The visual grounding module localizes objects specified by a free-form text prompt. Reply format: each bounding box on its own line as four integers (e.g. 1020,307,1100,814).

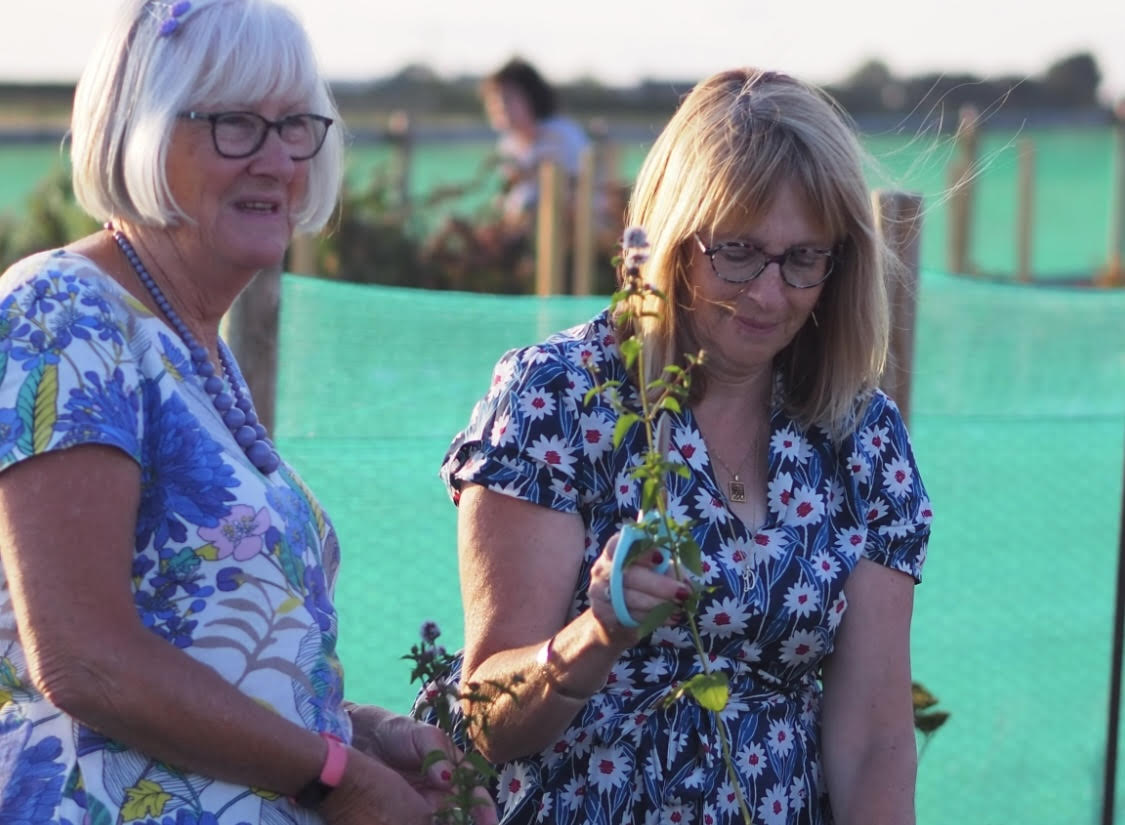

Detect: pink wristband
319,732,347,787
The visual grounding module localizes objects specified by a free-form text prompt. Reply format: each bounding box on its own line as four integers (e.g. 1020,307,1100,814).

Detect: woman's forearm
34,620,329,798
461,609,625,763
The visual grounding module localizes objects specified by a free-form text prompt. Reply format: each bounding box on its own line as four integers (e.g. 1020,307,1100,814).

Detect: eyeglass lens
212,113,328,159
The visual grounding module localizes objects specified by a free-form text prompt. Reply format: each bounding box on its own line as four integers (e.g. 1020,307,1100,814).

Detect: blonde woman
419,69,931,824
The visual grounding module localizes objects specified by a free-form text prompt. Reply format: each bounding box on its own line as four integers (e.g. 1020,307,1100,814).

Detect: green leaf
420,749,448,774
914,710,950,735
659,396,681,414
463,750,499,780
635,601,677,638
684,672,729,711
612,413,639,447
672,463,691,479
681,536,703,575
912,681,939,711
619,337,641,369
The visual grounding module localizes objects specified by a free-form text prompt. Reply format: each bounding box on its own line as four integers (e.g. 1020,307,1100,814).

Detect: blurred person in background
422,57,591,288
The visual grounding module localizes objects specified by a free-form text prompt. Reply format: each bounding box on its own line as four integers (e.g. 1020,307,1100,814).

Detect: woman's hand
344,704,499,825
586,531,690,644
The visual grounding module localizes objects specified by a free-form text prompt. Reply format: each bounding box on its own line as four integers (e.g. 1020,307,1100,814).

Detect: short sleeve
0,252,145,472
848,392,932,583
440,344,589,514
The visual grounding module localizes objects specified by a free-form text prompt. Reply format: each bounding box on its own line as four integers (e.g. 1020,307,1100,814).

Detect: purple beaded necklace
108,224,281,475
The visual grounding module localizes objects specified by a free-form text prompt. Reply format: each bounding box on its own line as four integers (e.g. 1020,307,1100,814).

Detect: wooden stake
572,145,598,295
874,190,924,424
535,161,566,296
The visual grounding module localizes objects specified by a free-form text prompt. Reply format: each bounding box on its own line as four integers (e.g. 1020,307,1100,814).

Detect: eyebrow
713,237,833,251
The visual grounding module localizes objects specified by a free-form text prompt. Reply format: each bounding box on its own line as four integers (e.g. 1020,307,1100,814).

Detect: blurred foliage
0,161,622,294
0,166,98,268
912,680,951,758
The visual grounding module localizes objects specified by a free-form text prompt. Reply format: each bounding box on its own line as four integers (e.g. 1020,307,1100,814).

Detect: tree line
0,50,1112,132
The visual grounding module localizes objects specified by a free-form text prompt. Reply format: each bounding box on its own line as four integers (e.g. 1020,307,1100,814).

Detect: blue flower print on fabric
135,381,238,552
59,367,141,453
0,718,67,825
0,250,346,824
0,408,23,458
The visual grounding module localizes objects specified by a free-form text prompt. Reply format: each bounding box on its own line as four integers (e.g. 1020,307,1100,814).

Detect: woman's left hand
345,703,498,825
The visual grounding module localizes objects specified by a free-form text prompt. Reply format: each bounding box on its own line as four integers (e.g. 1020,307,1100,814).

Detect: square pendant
728,480,746,503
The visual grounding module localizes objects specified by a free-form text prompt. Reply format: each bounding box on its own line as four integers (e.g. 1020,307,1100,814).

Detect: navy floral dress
0,250,346,825
430,310,931,825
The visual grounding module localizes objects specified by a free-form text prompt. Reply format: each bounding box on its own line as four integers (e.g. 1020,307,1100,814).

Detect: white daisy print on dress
767,719,796,756
770,427,813,464
588,744,631,794
784,581,820,617
834,526,867,558
845,449,871,483
881,454,915,498
860,423,890,455
613,468,637,509
496,761,533,808
693,489,731,524
673,425,709,471
519,385,557,421
750,528,788,566
487,356,516,399
489,409,514,447
758,782,791,825
699,595,753,638
527,434,576,473
578,411,613,461
779,629,823,666
767,471,794,514
786,485,825,526
827,592,848,630
809,550,841,582
740,740,768,777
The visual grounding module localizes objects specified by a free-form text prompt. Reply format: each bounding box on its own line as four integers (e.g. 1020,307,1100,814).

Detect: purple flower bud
420,620,441,643
622,227,649,250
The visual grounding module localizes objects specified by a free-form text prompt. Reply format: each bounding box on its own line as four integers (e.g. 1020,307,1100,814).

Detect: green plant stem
629,311,753,825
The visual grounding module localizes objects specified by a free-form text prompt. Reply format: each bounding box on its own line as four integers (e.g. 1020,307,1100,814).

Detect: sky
3,0,1123,104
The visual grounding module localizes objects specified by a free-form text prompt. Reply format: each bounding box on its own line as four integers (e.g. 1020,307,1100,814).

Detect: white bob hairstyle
71,0,344,233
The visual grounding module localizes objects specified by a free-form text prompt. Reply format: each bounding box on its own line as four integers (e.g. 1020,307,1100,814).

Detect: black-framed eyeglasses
180,111,334,161
694,233,839,289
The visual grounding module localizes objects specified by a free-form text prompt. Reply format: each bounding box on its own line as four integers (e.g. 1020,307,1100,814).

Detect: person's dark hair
484,58,558,120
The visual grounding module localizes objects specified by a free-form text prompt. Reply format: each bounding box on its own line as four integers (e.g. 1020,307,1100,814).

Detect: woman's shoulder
494,309,620,381
2,248,144,321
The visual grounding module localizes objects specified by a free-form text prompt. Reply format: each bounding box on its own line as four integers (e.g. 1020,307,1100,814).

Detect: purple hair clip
154,1,193,37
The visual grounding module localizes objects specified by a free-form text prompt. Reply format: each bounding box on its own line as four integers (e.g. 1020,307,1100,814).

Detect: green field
1,123,1118,281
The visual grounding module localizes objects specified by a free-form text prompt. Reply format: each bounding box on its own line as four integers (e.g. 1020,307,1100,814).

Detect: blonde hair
623,68,891,439
71,0,345,233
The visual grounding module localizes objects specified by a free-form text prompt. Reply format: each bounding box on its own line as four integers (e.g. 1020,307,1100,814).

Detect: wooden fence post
874,189,924,424
222,266,280,433
287,232,317,276
1016,139,1036,284
387,110,412,214
1103,99,1125,287
572,144,598,295
535,160,566,296
947,104,979,276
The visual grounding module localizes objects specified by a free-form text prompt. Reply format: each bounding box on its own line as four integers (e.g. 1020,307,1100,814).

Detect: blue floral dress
431,310,931,825
0,250,346,825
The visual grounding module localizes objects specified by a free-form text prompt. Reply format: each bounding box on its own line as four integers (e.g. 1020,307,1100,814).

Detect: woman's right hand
586,530,691,645
317,745,483,825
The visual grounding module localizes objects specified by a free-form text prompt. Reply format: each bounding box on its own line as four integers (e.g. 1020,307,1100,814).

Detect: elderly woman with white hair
0,2,496,824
